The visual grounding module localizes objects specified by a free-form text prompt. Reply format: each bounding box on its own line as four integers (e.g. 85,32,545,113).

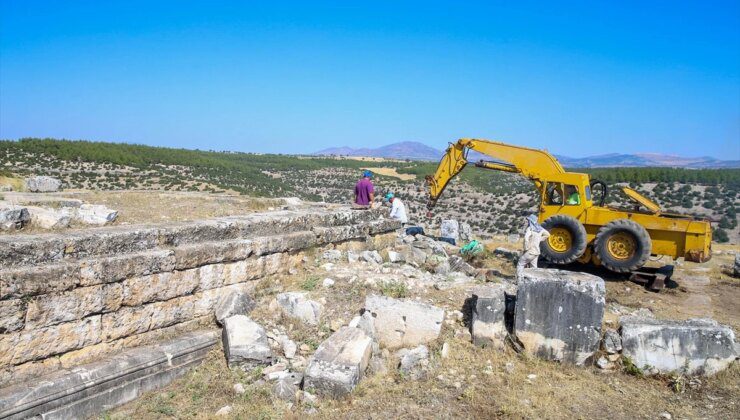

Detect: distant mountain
554,153,740,169
314,141,442,161
315,142,739,168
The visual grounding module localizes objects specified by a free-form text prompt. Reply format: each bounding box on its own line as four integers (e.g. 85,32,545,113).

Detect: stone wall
0,206,400,387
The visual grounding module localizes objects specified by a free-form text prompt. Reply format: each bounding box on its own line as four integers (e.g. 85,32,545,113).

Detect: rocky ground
108,232,740,420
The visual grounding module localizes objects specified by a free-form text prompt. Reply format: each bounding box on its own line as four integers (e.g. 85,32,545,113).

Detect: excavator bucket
622,187,662,214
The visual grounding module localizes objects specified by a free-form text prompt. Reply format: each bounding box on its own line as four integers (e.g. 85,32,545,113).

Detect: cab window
546,183,563,205
565,185,581,205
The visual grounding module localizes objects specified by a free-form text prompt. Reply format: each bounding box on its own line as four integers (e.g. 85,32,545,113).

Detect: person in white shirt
516,214,550,279
385,192,408,224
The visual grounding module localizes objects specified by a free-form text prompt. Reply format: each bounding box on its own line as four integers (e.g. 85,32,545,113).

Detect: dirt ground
1,191,285,234
108,241,740,420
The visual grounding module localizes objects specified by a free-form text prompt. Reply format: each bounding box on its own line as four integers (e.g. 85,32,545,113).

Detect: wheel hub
606,232,636,260
548,227,572,253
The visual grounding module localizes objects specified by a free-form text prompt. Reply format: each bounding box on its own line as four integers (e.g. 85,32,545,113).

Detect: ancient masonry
0,206,399,419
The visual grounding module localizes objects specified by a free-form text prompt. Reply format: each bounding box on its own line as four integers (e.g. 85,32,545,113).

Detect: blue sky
1,1,739,159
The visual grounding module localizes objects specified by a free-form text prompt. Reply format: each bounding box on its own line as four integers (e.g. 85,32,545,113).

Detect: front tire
540,214,588,264
594,219,651,272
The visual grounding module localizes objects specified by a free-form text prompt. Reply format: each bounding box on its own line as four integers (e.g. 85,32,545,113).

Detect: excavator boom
426,138,565,208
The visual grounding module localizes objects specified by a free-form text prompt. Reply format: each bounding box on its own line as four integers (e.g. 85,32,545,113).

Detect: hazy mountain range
315,141,740,168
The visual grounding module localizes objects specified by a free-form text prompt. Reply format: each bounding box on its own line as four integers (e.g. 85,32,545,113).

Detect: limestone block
364,294,445,349
0,299,25,333
398,345,429,379
252,231,318,256
25,176,62,192
440,219,460,240
25,284,122,328
620,316,737,376
603,328,622,354
471,284,508,349
173,240,254,270
215,290,256,325
304,327,372,398
121,270,199,306
27,206,72,229
514,269,605,365
276,292,323,325
0,316,102,365
0,207,30,230
0,263,80,299
79,249,175,286
222,315,273,370
0,356,61,389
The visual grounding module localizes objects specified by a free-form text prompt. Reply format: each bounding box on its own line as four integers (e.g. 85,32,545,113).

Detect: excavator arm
425,138,566,208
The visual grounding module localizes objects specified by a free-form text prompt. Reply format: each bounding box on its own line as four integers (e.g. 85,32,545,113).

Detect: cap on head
363,170,373,178
384,192,394,201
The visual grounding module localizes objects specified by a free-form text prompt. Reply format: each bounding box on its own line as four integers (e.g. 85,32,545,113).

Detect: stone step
0,207,392,268
0,330,218,420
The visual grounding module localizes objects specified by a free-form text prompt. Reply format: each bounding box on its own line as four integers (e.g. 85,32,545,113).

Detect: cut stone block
27,206,72,229
25,176,62,193
0,207,30,230
440,219,459,240
471,284,508,349
514,269,605,365
364,294,445,349
215,290,256,325
222,315,273,370
304,327,372,398
276,292,323,325
620,316,737,376
74,204,118,225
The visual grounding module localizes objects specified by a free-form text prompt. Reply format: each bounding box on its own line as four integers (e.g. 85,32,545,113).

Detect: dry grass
360,167,416,181
0,176,25,192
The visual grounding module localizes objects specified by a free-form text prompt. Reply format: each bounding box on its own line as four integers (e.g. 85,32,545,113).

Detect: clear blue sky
1,1,739,159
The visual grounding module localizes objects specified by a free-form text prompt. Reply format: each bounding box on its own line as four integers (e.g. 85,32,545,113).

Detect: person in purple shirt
354,170,375,208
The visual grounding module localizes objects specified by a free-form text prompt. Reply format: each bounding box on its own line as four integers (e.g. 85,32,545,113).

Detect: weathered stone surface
121,270,199,307
276,292,323,325
0,330,217,420
27,206,72,229
398,345,429,380
25,176,62,192
0,316,102,365
471,284,508,349
361,250,383,264
620,316,737,376
459,222,473,242
173,239,253,269
514,269,605,365
0,357,62,389
0,299,25,333
214,290,256,325
304,327,372,398
364,294,445,349
440,219,460,240
79,249,175,286
448,256,476,276
348,311,375,339
734,254,740,278
25,284,122,328
0,263,80,299
494,247,520,260
222,315,273,370
0,207,30,230
73,204,118,225
603,328,622,354
273,378,298,402
101,295,199,341
252,231,318,256
322,249,343,262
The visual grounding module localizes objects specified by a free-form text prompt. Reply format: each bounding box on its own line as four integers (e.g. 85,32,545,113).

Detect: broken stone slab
348,311,375,339
448,256,477,277
364,294,445,349
276,292,323,326
73,204,118,225
440,219,460,240
459,222,473,242
620,316,737,376
304,327,372,398
514,269,605,365
27,206,72,229
471,284,508,350
25,176,62,193
0,207,30,230
361,250,383,264
397,345,430,380
222,315,273,370
214,290,256,325
273,377,298,402
602,328,622,354
386,250,405,263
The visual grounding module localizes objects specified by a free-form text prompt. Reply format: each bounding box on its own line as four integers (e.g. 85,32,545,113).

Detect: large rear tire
540,215,588,264
594,219,651,273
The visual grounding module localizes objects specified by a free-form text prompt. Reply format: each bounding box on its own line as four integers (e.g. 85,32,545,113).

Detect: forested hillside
2,138,738,241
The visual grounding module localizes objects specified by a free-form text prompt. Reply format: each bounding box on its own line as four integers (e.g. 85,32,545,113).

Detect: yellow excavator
426,138,712,273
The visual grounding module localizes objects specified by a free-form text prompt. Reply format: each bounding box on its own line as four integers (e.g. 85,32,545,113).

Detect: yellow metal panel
622,187,662,214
